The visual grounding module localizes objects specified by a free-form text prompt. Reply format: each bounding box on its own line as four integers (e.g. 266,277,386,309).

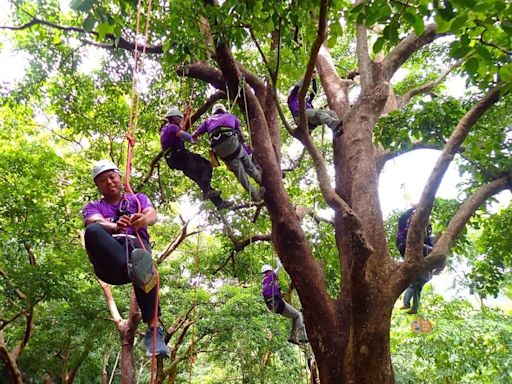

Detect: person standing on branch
261,259,308,345
396,205,436,315
82,160,170,357
160,107,232,210
288,76,343,137
192,103,265,203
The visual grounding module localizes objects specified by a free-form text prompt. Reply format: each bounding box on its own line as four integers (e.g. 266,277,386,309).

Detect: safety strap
209,126,234,138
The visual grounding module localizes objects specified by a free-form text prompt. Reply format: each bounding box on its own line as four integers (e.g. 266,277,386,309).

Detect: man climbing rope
288,76,343,137
160,107,232,210
261,259,308,345
82,160,169,357
192,103,265,203
396,205,436,315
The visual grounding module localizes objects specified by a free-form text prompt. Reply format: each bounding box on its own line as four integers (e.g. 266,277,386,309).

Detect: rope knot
126,134,136,147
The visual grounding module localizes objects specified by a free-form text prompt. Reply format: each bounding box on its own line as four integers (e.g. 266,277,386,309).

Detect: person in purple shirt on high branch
160,107,232,210
288,76,343,137
82,160,169,358
261,259,308,345
192,103,265,202
395,205,437,314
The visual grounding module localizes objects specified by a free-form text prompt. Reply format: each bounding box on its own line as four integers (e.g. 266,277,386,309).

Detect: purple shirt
262,271,282,299
160,123,185,151
193,113,241,136
287,85,314,118
396,208,415,244
82,193,153,242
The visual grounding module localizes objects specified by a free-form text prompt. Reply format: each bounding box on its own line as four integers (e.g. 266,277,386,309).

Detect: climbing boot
203,189,221,200
141,326,170,358
129,249,156,293
216,200,234,210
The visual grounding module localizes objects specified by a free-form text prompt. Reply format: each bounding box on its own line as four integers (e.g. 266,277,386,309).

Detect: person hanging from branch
396,205,437,315
192,103,265,203
82,160,170,357
160,106,233,210
261,258,308,345
288,74,343,137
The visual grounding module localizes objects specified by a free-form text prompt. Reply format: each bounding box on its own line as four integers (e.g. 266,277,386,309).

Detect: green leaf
450,15,467,32
350,2,365,14
502,20,512,35
69,0,95,12
413,13,425,36
327,34,338,48
464,57,479,76
498,63,512,82
373,37,385,54
434,14,452,34
97,22,113,40
403,12,415,27
475,46,491,62
82,14,95,32
450,43,471,59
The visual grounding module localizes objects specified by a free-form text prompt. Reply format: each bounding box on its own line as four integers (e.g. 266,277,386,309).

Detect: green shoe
129,249,156,293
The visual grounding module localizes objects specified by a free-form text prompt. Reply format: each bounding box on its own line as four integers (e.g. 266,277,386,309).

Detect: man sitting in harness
288,76,343,137
261,259,308,345
192,103,265,203
160,107,232,210
82,160,169,357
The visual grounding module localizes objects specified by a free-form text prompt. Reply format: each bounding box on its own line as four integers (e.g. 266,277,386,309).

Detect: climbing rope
188,225,202,383
124,0,159,383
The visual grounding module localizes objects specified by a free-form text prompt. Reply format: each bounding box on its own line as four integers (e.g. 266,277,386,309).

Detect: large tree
1,0,511,383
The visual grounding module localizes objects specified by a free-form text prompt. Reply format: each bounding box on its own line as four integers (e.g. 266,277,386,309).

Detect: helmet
211,103,227,115
261,264,273,274
92,160,119,180
164,107,183,118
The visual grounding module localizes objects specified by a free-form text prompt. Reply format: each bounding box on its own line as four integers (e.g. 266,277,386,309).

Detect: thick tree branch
98,281,122,324
0,330,24,384
356,24,372,91
234,234,272,252
406,84,502,262
396,60,463,108
177,62,226,91
316,43,352,115
375,141,444,173
0,16,164,54
296,0,330,135
299,131,374,254
295,205,334,225
382,24,444,81
12,308,33,360
429,174,512,267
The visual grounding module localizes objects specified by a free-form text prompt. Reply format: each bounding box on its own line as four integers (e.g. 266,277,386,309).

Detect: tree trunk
117,297,140,384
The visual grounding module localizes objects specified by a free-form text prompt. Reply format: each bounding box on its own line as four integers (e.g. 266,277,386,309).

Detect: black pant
84,223,160,323
165,148,225,207
165,148,213,192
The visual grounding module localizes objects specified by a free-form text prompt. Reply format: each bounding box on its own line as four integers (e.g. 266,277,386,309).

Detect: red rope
125,0,157,381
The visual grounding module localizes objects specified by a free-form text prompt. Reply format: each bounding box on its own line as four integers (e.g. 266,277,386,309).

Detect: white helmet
212,103,227,115
164,107,183,118
92,160,119,180
261,264,273,274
